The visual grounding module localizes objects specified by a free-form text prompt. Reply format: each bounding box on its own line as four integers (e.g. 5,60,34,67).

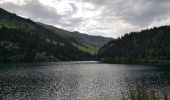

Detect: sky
0,0,170,38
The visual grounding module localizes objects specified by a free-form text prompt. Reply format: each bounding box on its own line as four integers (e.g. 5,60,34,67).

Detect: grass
100,58,170,65
122,84,168,100
72,42,99,55
120,75,170,100
0,19,35,30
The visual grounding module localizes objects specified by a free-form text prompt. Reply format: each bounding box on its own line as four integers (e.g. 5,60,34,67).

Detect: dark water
0,61,170,100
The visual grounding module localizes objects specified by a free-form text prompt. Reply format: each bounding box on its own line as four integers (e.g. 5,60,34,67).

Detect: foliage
98,26,170,64
0,7,112,62
72,42,99,55
39,23,112,54
0,8,113,62
0,27,95,62
122,84,169,100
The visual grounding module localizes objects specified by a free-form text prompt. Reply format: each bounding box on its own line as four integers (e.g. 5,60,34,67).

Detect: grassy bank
120,75,170,100
100,58,170,65
122,84,169,100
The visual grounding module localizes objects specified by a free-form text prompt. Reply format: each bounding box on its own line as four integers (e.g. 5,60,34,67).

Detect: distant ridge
98,25,170,64
0,8,112,62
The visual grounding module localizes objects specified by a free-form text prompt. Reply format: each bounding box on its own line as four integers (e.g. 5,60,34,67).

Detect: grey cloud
0,0,84,28
24,0,61,21
69,3,78,12
119,0,170,26
79,0,170,27
0,0,170,37
0,0,62,24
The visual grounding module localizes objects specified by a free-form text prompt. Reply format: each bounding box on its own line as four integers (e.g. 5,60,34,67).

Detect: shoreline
100,59,170,65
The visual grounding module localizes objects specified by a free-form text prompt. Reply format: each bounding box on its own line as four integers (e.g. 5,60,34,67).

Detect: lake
0,61,170,100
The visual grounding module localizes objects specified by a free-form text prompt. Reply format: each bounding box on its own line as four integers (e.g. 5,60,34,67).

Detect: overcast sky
0,0,170,38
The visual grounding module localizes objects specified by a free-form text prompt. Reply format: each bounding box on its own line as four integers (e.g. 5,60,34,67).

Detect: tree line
98,26,170,64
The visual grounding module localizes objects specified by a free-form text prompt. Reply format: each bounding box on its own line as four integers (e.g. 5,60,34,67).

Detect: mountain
38,23,112,55
98,26,170,64
0,8,111,62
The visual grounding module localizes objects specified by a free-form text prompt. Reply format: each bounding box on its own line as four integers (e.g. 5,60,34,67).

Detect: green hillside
98,26,170,64
0,8,111,62
0,27,89,62
39,23,112,55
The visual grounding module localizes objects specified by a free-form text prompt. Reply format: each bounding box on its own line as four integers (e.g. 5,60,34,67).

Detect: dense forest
0,27,94,62
1,7,170,64
98,26,170,64
0,8,111,62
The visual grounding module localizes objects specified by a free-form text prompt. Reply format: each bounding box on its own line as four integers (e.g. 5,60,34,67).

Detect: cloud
0,0,63,25
0,0,170,38
80,0,170,26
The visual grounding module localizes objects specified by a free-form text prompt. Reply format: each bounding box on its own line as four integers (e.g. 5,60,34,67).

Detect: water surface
0,61,170,100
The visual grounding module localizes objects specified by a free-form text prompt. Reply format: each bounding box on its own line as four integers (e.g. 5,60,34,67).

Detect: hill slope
98,26,170,64
39,23,112,55
0,8,111,62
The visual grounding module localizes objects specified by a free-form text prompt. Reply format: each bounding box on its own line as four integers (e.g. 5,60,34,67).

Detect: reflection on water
0,61,170,100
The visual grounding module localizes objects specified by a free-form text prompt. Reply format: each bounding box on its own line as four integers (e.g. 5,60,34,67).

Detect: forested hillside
98,26,170,64
39,23,112,55
0,8,111,62
0,26,94,62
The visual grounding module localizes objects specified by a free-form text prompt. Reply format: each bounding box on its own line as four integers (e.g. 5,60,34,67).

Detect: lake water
0,61,170,100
